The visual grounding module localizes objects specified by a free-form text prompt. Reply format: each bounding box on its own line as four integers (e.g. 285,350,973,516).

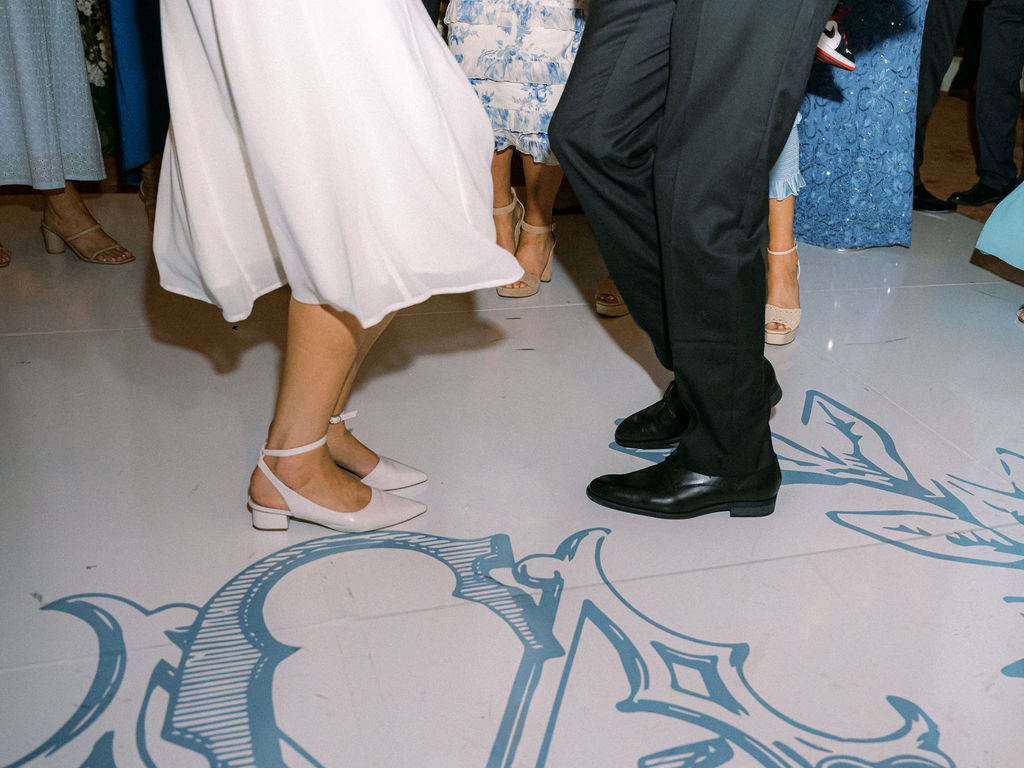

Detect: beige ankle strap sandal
40,223,135,265
496,220,555,299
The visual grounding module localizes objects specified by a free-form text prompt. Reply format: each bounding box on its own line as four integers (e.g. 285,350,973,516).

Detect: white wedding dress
155,0,521,326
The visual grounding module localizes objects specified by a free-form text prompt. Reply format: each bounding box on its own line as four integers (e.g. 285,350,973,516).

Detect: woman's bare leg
765,194,800,331
325,313,396,476
492,148,517,254
248,298,372,513
503,153,562,289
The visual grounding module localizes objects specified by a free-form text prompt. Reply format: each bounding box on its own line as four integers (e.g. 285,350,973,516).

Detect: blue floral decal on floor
10,390,1014,767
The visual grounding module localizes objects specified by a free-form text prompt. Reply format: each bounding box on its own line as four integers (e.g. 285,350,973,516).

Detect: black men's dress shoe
587,453,781,519
913,183,956,212
614,377,783,449
948,182,1011,207
614,381,689,448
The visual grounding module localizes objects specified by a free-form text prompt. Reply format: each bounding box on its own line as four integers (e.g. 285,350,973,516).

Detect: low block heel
730,498,777,518
40,226,66,254
249,504,290,530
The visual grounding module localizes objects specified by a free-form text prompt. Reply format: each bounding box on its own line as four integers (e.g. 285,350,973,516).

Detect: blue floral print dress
445,0,588,165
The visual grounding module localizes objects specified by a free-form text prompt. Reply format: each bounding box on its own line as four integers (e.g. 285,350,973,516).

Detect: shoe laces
829,2,852,45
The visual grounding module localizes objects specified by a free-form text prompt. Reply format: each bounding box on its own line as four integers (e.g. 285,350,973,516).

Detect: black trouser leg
914,0,970,184
977,0,1024,189
550,0,675,369
554,0,831,476
652,0,829,475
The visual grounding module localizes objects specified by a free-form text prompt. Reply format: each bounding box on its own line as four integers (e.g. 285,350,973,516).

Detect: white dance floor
1,192,1022,766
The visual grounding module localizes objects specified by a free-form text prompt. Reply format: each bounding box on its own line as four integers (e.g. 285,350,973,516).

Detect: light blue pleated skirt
769,114,804,200
0,0,105,188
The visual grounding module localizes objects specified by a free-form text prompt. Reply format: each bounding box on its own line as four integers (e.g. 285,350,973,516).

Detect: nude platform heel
40,223,134,265
764,245,801,346
496,220,555,298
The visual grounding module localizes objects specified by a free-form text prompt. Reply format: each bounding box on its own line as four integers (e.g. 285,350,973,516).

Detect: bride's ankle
326,428,379,476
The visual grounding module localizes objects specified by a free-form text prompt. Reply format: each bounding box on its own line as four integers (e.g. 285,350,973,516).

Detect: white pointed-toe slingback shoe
247,436,426,532
328,411,427,490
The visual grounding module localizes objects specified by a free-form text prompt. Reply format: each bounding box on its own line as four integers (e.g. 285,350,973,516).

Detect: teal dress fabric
0,0,105,188
976,182,1024,271
445,0,588,165
795,0,928,249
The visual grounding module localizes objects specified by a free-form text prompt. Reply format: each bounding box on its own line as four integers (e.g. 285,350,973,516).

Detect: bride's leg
248,298,372,513
325,313,396,475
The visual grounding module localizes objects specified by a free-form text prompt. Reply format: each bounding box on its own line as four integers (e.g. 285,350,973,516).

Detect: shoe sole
613,383,783,449
596,303,630,317
814,49,855,70
951,197,1005,206
586,488,776,519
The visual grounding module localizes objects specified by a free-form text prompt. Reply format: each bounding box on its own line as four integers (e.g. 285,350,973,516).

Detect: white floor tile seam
0,642,184,675
560,518,1024,588
802,279,1007,296
0,326,151,339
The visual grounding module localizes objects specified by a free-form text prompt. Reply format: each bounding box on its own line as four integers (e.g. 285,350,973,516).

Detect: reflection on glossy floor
1,193,1022,767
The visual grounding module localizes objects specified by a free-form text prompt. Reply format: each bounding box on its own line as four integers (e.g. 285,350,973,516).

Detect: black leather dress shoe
614,381,689,448
948,181,1011,207
614,377,782,449
587,453,781,519
913,183,956,212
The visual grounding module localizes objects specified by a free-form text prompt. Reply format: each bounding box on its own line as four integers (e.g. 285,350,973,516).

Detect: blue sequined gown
795,0,928,249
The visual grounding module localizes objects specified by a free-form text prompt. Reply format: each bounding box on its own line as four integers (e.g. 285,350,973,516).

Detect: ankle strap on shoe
328,410,357,425
766,244,797,256
262,435,327,457
493,187,520,216
520,220,554,235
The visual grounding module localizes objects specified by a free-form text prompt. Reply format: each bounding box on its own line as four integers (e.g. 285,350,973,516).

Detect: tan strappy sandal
493,186,524,248
496,220,555,299
595,276,629,317
40,223,135,265
764,245,801,345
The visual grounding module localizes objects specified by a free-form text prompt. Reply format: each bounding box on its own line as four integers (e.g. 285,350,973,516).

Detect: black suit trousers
421,0,442,26
550,0,832,476
915,0,970,183
977,0,1024,189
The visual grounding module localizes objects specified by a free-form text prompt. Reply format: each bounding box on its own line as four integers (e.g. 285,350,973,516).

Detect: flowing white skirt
154,0,522,326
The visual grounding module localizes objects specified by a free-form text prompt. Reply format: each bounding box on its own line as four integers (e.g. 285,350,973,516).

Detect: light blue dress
976,182,1024,271
445,0,588,165
0,0,105,188
769,115,805,201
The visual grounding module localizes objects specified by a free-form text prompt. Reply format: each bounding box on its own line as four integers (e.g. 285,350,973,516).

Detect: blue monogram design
9,390,1018,767
773,391,1024,679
